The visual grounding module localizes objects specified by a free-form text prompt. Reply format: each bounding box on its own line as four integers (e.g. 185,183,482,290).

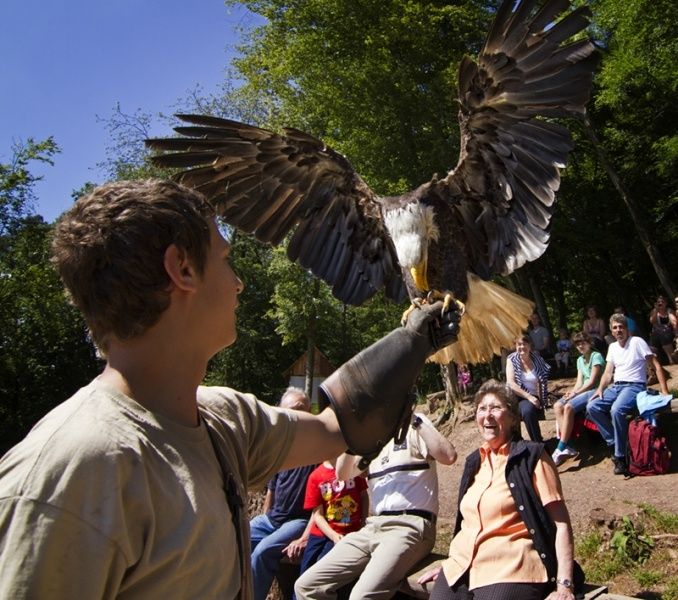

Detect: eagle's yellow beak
410,261,429,292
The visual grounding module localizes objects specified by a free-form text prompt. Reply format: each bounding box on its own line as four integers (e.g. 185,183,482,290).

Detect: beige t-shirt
0,379,296,599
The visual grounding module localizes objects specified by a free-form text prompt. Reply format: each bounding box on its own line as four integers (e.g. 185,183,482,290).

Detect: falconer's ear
164,244,199,292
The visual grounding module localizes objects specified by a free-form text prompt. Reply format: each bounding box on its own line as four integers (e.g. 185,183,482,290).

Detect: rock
589,508,619,529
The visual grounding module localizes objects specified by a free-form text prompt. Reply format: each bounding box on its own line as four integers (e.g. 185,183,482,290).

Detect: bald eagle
147,0,597,365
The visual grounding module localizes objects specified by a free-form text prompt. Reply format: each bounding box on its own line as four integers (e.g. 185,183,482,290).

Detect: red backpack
627,417,671,476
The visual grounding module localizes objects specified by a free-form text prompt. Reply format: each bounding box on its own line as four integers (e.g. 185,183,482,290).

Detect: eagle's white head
383,203,439,270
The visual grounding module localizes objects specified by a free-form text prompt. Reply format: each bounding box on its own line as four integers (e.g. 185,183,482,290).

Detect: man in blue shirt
250,387,316,600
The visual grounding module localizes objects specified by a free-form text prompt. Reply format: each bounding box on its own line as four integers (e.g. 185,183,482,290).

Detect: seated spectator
554,328,572,377
582,304,607,355
419,380,580,600
552,332,605,466
587,314,669,475
294,412,457,600
614,304,638,336
528,312,553,360
648,295,677,365
250,387,316,600
295,455,368,591
457,363,472,396
506,335,549,442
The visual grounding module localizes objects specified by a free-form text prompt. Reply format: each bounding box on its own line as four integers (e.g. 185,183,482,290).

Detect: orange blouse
441,443,563,589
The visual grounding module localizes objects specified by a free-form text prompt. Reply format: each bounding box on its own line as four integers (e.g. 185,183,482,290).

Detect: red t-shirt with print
303,463,367,537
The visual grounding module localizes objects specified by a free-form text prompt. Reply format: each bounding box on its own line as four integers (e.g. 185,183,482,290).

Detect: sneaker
612,456,627,475
552,447,579,467
551,449,563,465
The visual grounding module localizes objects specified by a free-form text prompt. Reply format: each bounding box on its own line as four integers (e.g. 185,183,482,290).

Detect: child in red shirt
297,458,368,578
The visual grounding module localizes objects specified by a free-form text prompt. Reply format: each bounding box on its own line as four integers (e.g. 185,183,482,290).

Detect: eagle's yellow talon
401,299,424,326
454,298,466,317
424,291,465,318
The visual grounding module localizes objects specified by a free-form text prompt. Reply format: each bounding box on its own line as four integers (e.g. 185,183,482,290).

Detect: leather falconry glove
320,301,460,465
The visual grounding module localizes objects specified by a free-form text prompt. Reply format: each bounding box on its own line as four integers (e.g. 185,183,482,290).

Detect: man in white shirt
587,313,669,475
294,412,457,600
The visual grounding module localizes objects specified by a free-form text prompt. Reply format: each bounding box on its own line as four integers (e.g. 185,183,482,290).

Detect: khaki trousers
294,514,436,600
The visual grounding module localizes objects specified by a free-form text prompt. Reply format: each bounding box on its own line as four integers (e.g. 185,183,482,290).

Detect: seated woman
552,332,606,466
649,295,677,365
505,335,549,442
582,305,607,355
419,380,579,600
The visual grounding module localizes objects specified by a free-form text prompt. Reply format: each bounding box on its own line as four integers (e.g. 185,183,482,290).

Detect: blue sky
1,0,259,222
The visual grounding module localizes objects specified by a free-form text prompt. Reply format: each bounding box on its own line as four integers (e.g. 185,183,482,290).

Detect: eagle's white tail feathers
429,272,534,365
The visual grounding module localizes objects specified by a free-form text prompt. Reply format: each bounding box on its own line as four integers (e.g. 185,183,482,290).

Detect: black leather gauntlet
321,301,460,462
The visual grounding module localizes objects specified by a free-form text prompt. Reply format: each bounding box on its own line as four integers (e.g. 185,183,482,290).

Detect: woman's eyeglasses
477,406,506,417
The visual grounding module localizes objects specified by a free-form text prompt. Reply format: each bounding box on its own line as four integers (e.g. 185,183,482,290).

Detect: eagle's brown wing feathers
440,1,597,280
147,115,405,305
424,0,597,364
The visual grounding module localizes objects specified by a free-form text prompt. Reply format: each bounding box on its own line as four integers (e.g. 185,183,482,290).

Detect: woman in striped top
505,335,550,442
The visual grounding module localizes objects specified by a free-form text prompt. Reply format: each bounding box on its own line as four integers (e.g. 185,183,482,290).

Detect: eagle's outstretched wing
147,115,405,305
441,0,597,280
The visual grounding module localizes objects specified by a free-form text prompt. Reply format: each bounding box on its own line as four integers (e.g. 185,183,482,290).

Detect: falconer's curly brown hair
51,179,214,353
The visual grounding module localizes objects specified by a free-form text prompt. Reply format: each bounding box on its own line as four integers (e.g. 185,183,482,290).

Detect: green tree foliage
593,0,677,184
0,141,99,451
203,232,306,402
229,0,497,191
533,0,678,334
0,137,59,235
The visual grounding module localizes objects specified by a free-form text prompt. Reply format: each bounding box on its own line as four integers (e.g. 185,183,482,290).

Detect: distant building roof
283,347,335,378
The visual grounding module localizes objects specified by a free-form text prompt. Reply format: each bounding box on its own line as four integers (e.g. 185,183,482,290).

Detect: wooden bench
398,554,613,600
397,553,445,598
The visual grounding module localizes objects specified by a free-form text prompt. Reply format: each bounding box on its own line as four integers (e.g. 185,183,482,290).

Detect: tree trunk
304,336,315,402
525,266,555,350
304,280,319,401
583,115,676,298
434,363,459,428
550,261,568,331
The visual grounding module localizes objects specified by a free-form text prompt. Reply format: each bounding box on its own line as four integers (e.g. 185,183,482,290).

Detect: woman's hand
528,394,541,408
544,586,575,600
416,565,441,585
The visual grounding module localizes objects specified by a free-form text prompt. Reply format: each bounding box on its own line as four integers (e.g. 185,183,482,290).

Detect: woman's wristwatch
556,577,573,590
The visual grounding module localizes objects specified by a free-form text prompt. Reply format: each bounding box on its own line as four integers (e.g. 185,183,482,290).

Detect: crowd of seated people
255,383,582,600
255,303,676,600
509,298,677,375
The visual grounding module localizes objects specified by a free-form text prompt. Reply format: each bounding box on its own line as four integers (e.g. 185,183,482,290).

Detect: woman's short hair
515,333,532,346
571,331,591,345
474,379,522,441
52,179,215,353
